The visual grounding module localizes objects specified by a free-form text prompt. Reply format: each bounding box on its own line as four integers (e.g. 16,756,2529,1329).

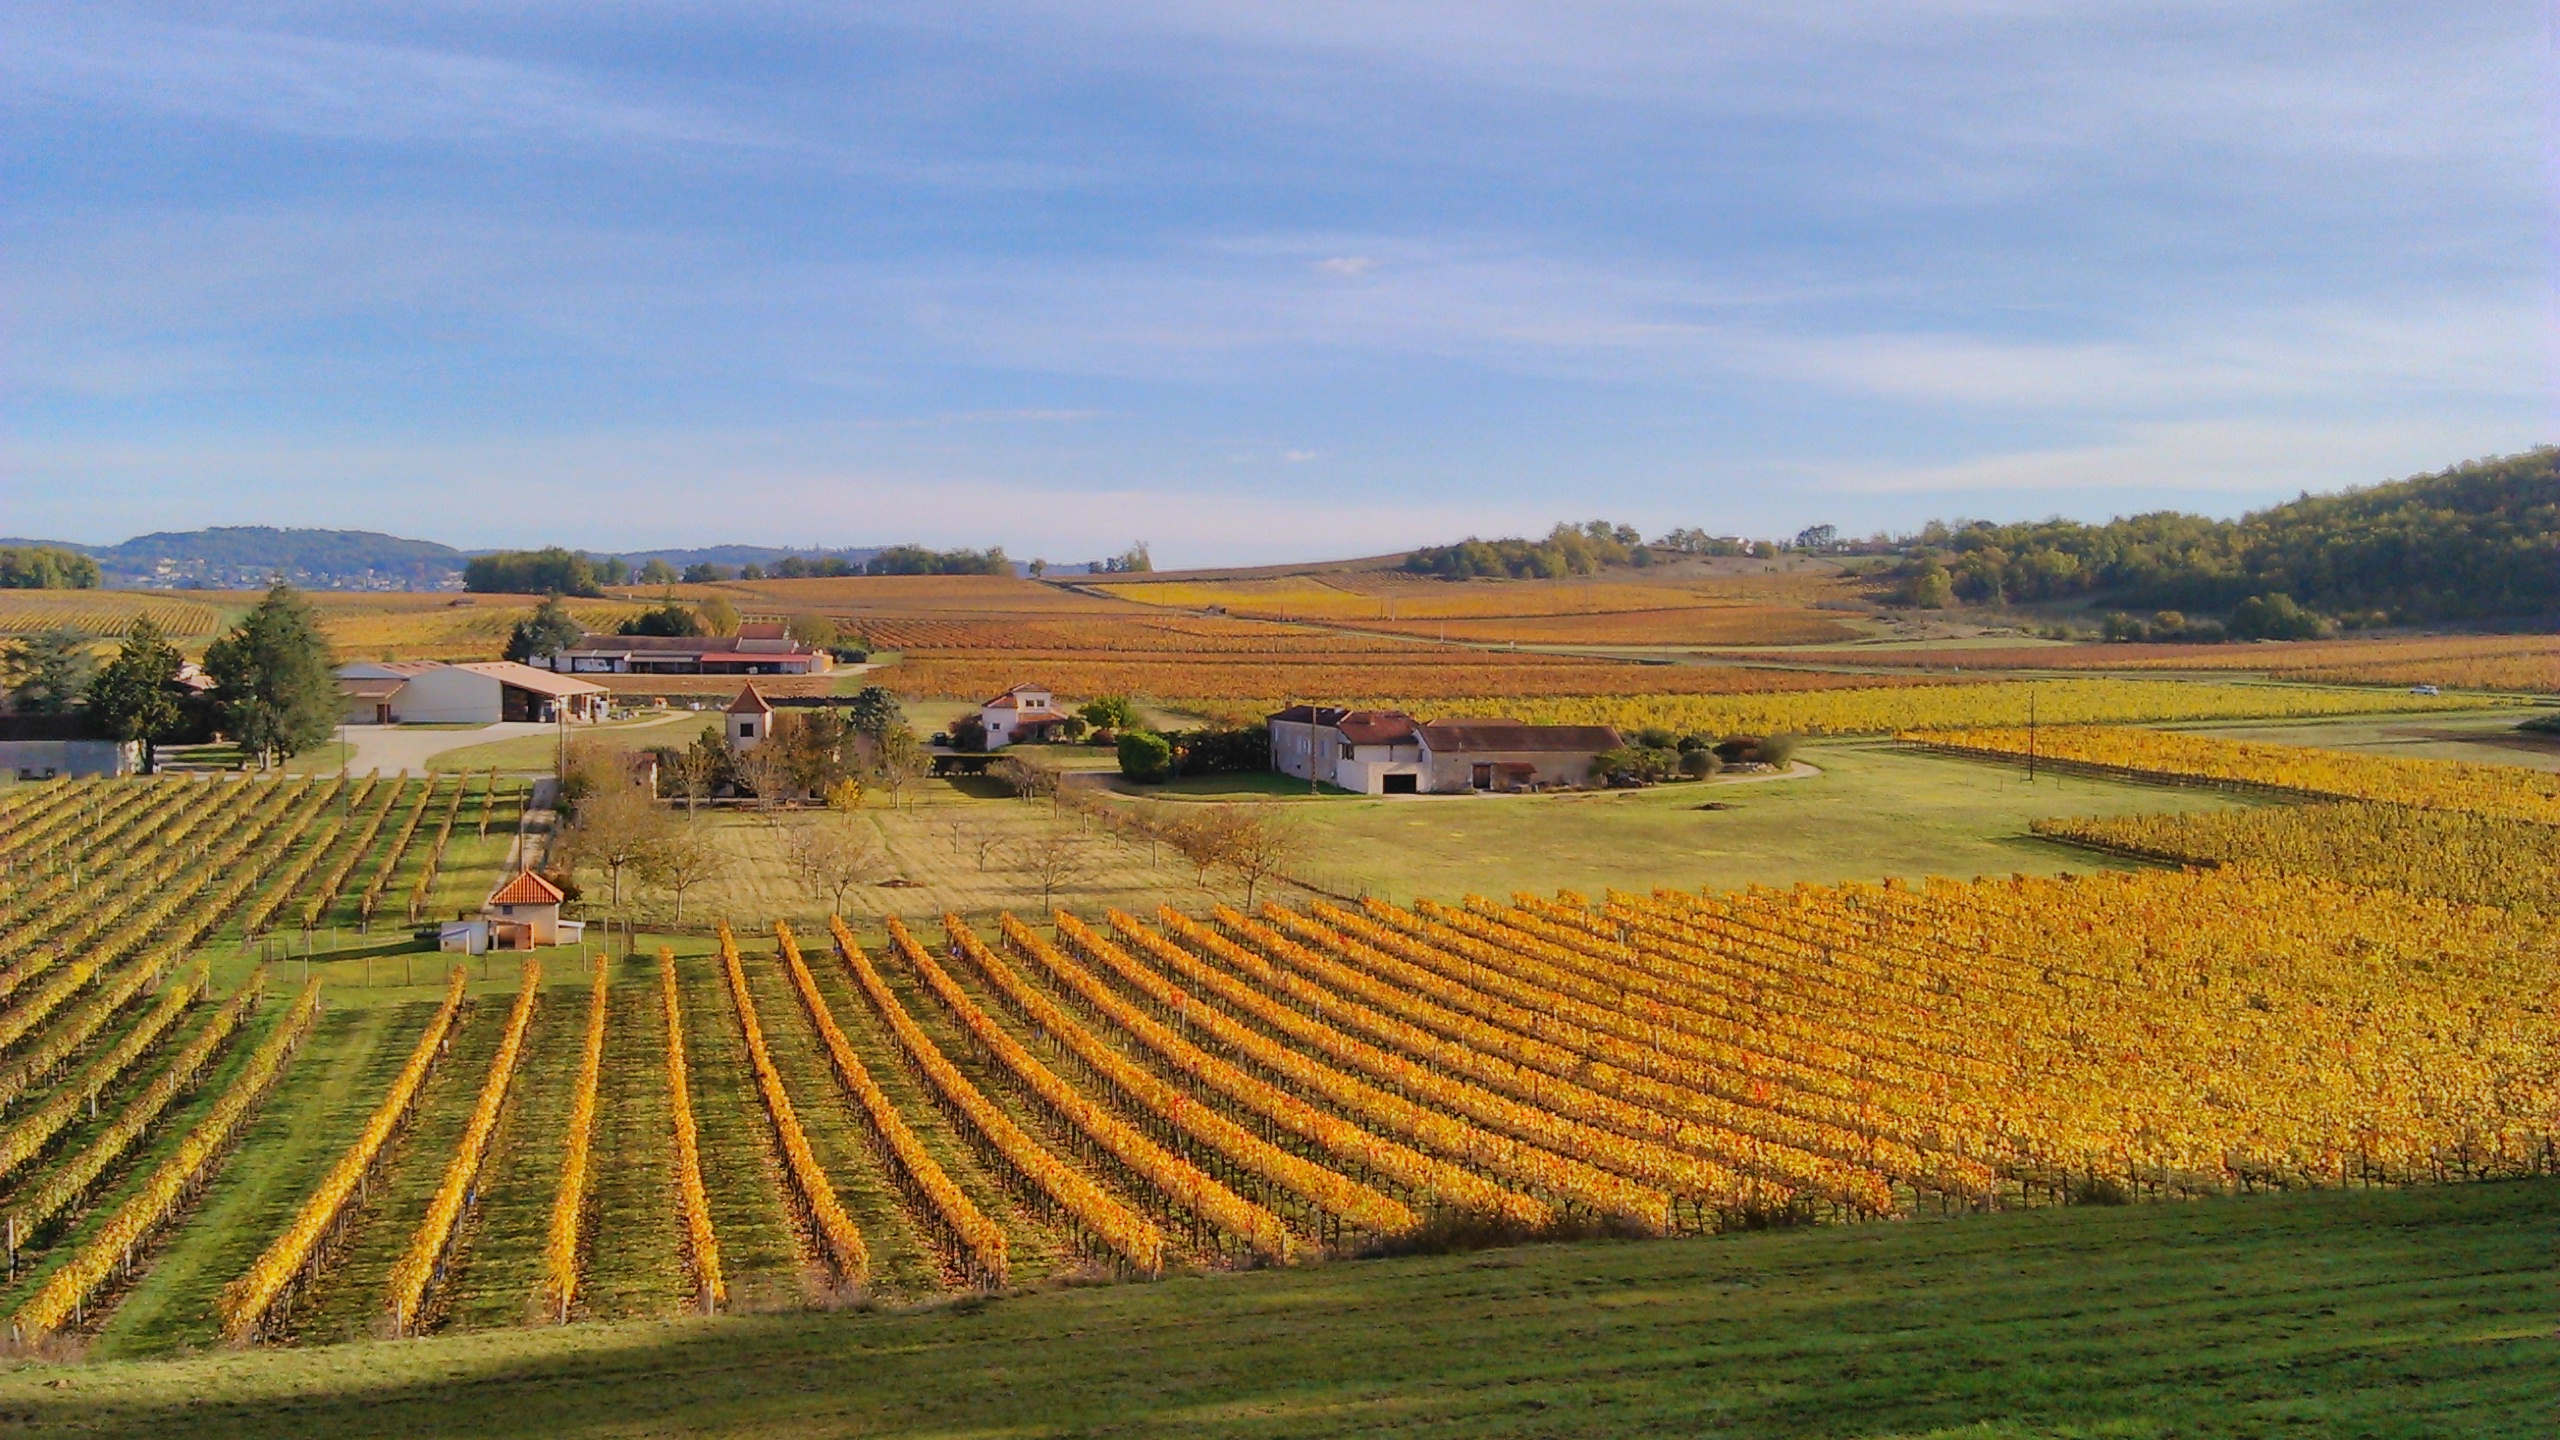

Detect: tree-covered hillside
1897,448,2559,623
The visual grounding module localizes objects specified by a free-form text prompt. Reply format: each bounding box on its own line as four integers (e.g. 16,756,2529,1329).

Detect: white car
2409,684,2440,696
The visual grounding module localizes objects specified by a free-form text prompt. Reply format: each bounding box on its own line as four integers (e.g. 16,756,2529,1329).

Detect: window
1339,742,1353,759
738,722,755,738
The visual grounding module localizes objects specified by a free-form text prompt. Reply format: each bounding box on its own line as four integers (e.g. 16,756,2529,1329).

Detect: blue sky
2,3,2547,564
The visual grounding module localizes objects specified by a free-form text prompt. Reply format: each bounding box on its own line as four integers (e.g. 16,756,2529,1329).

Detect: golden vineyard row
1907,724,2560,823
19,861,2548,1345
2033,804,2560,912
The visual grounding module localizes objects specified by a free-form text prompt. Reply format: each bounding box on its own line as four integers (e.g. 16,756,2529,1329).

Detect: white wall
1334,758,1422,794
0,740,135,779
389,666,503,724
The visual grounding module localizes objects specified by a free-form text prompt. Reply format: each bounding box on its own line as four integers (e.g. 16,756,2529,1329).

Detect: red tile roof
982,683,1050,708
487,870,565,906
727,683,774,714
1418,719,1624,753
1334,710,1418,745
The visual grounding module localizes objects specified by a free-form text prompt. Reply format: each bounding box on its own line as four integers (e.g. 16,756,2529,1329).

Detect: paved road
338,712,706,775
336,721,554,776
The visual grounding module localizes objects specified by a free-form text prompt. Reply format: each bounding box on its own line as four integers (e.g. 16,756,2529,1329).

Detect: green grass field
613,738,2252,926
4,1176,2549,1437
1240,739,2258,903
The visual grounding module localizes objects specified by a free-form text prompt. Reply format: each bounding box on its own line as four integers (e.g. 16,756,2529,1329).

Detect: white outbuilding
387,662,608,725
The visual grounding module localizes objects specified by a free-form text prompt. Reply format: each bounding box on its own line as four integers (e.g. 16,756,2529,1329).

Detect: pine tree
0,628,93,714
88,616,185,771
204,581,338,768
504,592,585,662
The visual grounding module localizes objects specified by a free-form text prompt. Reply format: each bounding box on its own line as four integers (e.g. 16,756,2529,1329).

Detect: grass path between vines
576,952,688,1322
6,1175,2550,1437
87,998,417,1356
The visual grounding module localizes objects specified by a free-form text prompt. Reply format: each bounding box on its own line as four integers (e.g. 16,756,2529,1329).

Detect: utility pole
2026,682,2039,785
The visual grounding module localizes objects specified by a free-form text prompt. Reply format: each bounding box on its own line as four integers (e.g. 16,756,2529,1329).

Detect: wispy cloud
0,12,767,150
0,2,2543,556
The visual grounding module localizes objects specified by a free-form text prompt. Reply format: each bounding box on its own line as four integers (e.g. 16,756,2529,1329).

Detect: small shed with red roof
483,869,577,949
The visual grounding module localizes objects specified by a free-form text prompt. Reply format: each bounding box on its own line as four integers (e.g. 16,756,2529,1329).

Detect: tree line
1889,448,2560,626
466,543,1018,595
0,546,102,590
0,581,339,769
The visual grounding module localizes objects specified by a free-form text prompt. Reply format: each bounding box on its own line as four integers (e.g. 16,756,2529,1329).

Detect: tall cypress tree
204,581,337,768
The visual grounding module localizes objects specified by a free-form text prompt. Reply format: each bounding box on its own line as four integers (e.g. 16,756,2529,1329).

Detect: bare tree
1121,800,1176,866
996,754,1057,808
673,732,727,818
645,825,728,925
1019,828,1095,912
788,814,886,915
866,727,931,814
568,780,672,912
737,741,794,813
969,825,1006,873
1166,807,1240,887
1219,804,1302,909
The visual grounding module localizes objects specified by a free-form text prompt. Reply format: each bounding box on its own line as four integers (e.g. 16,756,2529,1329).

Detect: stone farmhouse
977,684,1072,748
1269,705,1623,794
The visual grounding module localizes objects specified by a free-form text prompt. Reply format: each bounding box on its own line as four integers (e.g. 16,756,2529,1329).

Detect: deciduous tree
644,825,727,925
784,815,884,913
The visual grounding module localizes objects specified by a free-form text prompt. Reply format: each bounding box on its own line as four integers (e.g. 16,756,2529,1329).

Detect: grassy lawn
601,793,1235,929
427,712,721,774
568,741,2258,924
1234,738,2261,903
1119,771,1361,799
9,1177,2551,1437
2170,707,2560,773
156,741,355,775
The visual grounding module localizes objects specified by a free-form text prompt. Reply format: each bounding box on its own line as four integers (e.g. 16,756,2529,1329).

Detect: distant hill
6,527,468,591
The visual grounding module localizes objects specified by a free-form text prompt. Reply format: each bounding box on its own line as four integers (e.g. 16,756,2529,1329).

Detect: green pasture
6,1176,2549,1437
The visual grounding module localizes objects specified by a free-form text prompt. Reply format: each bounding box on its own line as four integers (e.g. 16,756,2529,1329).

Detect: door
1470,763,1493,790
1383,773,1418,795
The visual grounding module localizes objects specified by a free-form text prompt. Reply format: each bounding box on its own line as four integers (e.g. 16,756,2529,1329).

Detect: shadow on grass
8,1179,2555,1439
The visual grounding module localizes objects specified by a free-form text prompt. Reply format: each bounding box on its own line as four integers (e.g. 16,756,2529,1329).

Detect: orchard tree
204,582,336,768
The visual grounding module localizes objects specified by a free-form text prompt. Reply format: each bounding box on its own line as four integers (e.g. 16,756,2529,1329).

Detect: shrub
1757,734,1801,768
1117,730,1173,783
2228,593,2326,641
1635,725,1678,750
1678,748,1722,778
